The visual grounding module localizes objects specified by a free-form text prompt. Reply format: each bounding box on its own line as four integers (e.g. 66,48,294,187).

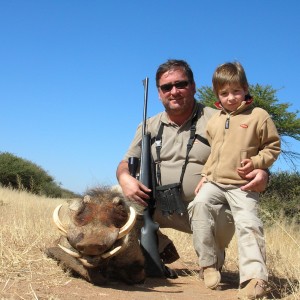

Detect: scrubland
0,187,299,299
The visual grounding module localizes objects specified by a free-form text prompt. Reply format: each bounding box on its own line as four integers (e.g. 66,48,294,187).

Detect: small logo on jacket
240,124,248,128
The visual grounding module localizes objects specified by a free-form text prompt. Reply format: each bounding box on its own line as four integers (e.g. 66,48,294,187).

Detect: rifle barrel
138,77,177,279
142,77,149,136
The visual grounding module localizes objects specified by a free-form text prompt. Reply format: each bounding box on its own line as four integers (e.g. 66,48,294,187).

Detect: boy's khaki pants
188,181,268,284
153,188,235,270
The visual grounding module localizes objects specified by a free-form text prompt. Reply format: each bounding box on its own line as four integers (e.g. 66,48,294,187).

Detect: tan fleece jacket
202,102,281,185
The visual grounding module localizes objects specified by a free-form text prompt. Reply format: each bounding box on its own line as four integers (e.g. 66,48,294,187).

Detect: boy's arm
239,116,280,191
250,117,281,169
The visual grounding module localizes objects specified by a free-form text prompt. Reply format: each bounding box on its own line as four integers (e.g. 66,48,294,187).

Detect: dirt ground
0,261,246,300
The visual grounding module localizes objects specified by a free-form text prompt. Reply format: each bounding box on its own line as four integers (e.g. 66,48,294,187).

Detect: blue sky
1,1,299,194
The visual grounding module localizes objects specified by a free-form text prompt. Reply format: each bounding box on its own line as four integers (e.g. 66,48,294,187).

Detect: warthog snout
75,229,119,256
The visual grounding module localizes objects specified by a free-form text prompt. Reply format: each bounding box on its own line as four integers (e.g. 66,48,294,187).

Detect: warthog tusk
58,243,97,268
101,245,123,259
58,241,125,263
117,206,136,239
58,243,81,258
78,258,96,268
58,242,123,266
53,204,68,236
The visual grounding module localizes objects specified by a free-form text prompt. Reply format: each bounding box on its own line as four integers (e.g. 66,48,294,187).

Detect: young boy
188,62,281,299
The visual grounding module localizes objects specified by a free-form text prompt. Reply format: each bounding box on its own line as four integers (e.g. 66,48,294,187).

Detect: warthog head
48,187,145,285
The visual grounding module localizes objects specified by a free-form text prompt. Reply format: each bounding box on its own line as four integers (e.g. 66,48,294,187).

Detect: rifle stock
128,77,176,278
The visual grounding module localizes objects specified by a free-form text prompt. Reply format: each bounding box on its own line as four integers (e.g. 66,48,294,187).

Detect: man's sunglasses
159,80,190,93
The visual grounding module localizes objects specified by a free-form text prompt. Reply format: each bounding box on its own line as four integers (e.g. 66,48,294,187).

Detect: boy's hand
237,158,254,178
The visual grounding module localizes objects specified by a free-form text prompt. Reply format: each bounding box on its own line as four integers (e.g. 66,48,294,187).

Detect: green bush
0,152,78,198
260,171,300,224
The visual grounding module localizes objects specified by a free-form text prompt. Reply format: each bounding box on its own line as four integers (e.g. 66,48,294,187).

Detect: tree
0,152,79,198
0,152,52,192
196,84,300,168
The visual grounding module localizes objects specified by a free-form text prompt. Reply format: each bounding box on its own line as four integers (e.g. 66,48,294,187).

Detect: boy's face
217,83,248,112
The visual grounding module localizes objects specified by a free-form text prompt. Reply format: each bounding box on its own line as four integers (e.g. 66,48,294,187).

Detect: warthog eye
74,204,93,226
111,204,128,228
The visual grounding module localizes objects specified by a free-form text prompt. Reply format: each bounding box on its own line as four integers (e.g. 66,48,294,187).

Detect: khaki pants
188,181,268,284
153,195,235,267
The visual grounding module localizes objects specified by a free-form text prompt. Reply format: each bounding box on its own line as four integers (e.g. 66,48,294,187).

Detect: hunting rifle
128,77,177,278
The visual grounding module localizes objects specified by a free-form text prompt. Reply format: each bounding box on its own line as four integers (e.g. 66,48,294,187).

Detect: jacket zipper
225,115,230,129
214,113,230,180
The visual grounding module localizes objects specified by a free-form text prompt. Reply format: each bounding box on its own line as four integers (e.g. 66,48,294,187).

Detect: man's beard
165,101,188,115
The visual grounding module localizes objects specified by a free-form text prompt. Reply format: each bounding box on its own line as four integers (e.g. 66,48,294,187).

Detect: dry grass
0,186,299,299
161,211,300,299
0,187,72,298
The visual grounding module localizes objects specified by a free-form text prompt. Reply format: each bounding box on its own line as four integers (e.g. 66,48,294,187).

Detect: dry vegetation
0,187,299,299
0,187,73,299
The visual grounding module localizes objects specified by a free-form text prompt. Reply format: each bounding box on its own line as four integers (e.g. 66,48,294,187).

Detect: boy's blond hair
212,61,249,95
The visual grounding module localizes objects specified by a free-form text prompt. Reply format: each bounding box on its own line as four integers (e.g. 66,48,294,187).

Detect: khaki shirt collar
161,100,198,126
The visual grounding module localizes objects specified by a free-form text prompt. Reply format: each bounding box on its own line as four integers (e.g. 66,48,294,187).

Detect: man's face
158,68,196,116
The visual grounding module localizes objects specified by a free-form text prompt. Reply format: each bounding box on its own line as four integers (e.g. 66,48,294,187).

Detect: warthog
46,187,145,285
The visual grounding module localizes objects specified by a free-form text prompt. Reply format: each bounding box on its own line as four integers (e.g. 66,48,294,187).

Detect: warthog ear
69,199,83,211
112,196,122,204
69,196,91,212
83,195,91,203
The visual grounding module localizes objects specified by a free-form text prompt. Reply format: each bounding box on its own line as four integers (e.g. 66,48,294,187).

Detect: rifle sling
154,109,201,186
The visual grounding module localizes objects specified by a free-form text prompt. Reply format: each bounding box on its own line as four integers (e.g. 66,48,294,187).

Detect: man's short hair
156,59,195,87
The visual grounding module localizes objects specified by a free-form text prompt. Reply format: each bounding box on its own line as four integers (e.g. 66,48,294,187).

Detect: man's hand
116,160,151,207
240,169,269,192
194,177,207,195
120,173,151,206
